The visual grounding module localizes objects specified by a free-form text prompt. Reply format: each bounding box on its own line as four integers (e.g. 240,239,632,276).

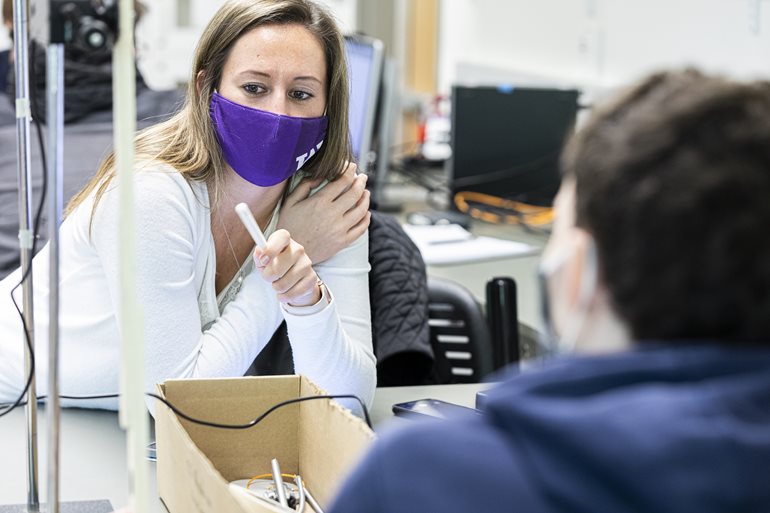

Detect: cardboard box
155,375,374,513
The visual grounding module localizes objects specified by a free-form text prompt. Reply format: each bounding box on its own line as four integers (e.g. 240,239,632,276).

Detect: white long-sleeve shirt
0,164,376,412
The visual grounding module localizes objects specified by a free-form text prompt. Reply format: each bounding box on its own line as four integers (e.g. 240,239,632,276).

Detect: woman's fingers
253,229,291,270
273,162,369,265
254,232,321,306
285,178,315,206
346,210,371,243
333,173,368,214
318,162,359,201
343,187,370,224
270,251,312,295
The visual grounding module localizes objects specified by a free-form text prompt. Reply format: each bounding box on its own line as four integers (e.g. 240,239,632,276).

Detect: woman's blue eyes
243,83,264,95
289,90,312,101
242,84,313,101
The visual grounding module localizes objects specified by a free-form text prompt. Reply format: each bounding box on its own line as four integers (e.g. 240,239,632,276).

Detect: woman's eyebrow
236,70,321,85
237,70,271,79
294,76,323,85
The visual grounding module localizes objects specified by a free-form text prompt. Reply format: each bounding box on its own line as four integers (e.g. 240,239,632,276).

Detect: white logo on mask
295,141,324,171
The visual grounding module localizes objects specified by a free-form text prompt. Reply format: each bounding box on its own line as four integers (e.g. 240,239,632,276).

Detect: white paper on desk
402,224,537,265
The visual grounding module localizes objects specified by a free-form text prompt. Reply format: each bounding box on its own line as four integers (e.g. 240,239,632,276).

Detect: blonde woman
0,0,375,412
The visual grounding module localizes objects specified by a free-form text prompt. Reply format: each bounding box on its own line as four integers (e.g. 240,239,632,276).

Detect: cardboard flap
297,376,375,506
156,383,251,513
163,376,301,480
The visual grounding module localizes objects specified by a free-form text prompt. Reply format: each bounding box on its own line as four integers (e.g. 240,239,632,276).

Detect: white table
425,220,546,334
0,383,488,511
385,181,549,335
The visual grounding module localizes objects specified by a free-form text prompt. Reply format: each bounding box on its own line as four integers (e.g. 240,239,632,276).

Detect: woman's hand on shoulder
277,162,371,264
254,229,321,307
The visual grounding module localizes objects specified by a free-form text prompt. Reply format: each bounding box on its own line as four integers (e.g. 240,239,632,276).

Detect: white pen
235,202,268,250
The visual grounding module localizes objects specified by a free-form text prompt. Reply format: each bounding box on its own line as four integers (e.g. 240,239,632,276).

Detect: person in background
329,69,770,513
0,0,374,414
0,0,182,276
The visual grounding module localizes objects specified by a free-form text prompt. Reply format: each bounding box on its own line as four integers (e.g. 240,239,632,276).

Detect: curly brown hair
562,69,770,344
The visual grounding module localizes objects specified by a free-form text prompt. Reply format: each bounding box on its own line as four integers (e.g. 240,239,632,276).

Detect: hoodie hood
482,344,770,513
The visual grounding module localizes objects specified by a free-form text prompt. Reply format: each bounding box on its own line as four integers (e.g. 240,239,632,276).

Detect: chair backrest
427,276,494,384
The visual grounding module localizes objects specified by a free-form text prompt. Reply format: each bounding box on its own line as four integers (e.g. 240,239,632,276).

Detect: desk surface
392,203,548,359
426,221,545,332
386,183,548,335
0,383,488,511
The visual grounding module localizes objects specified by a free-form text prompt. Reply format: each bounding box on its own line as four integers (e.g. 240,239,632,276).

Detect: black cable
2,392,374,430
1,41,49,419
1,288,35,419
456,193,553,235
389,161,451,210
390,161,449,194
1,393,121,410
147,392,373,430
451,151,560,189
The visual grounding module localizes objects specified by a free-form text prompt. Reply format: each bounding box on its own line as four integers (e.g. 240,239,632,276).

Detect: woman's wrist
287,277,325,308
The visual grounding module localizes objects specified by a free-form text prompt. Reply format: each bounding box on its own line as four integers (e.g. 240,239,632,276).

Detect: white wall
438,0,770,97
136,0,358,90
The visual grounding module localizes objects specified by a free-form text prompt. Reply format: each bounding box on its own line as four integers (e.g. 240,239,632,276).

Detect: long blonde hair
66,0,351,221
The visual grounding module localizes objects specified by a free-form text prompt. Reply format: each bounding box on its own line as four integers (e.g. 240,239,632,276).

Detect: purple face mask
209,92,329,187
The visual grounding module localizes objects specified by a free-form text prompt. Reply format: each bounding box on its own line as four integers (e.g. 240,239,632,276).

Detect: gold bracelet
316,277,330,304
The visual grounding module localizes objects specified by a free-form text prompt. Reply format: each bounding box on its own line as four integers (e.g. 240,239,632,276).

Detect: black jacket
367,211,433,386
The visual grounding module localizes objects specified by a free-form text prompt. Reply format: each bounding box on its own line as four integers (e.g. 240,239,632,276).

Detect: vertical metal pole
46,42,64,513
114,0,150,511
12,0,39,509
374,59,397,208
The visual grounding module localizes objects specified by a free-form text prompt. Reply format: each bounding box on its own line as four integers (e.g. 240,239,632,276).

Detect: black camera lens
78,17,112,51
48,0,118,54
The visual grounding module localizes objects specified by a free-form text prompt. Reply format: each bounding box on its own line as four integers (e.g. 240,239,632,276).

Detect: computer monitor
344,34,384,172
448,86,579,206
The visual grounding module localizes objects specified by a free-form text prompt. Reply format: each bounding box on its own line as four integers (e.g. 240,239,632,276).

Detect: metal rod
271,459,289,508
304,486,325,513
12,0,39,509
46,42,65,513
113,1,150,512
294,475,306,513
373,59,397,208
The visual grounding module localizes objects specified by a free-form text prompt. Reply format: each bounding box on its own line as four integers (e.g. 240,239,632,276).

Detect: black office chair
427,277,494,384
427,276,520,384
